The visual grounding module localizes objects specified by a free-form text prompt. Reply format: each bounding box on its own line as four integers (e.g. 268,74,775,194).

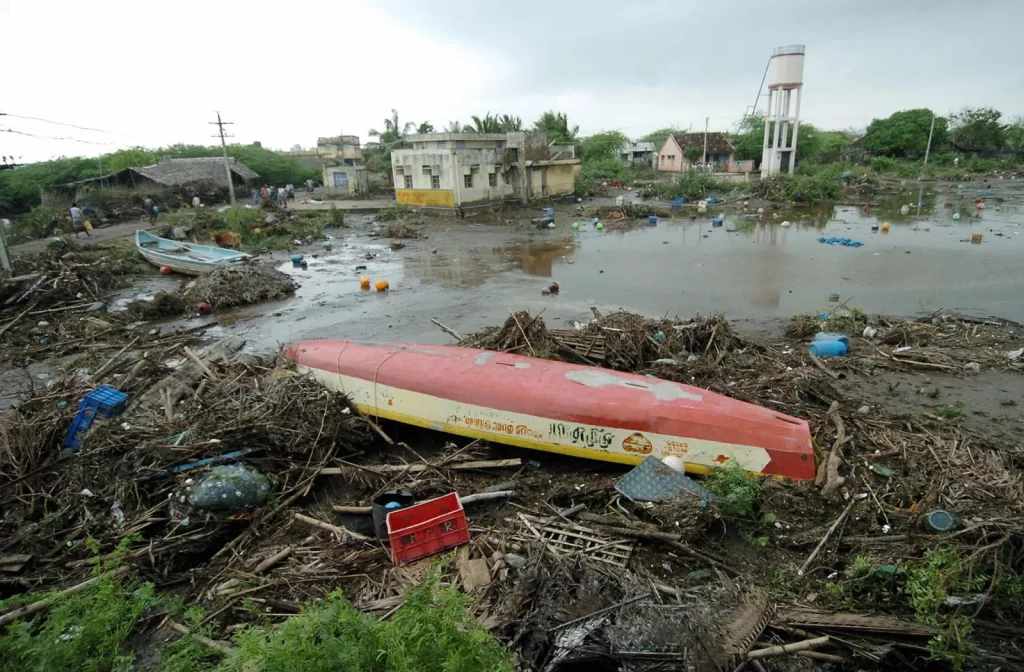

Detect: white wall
392,148,515,204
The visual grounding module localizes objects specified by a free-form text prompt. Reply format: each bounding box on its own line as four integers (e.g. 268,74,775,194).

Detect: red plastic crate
386,492,469,565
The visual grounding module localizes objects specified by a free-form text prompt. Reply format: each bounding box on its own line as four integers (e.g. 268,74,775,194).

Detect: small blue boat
136,230,250,275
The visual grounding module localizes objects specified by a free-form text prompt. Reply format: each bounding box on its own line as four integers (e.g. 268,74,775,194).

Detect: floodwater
208,185,1024,349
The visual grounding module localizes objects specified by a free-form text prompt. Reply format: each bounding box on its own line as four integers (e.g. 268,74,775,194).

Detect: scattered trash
818,236,863,247
504,552,527,569
808,340,847,357
359,275,370,288
893,346,913,354
86,301,107,313
828,293,841,303
375,280,389,292
780,220,791,227
863,326,878,339
290,254,304,263
945,594,987,608
387,492,469,565
547,282,559,295
159,266,172,275
371,490,416,539
813,332,850,347
924,509,959,533
614,455,719,504
869,464,893,479
971,233,983,244
195,302,212,314
858,405,871,414
1007,348,1023,361
188,464,272,512
963,362,980,373
63,385,129,451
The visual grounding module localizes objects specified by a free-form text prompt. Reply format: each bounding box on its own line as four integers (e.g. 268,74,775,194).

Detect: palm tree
443,121,464,133
368,109,415,144
534,111,579,144
499,115,523,132
416,122,435,134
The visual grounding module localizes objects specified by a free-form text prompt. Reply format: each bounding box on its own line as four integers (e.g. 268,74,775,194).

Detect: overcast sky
2,0,1022,163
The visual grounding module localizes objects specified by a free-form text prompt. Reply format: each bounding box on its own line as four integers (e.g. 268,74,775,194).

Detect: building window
489,173,497,187
437,141,447,149
495,141,504,148
464,174,473,188
422,165,431,174
415,142,425,149
456,140,466,149
404,175,413,189
509,148,518,162
431,175,440,189
504,172,511,185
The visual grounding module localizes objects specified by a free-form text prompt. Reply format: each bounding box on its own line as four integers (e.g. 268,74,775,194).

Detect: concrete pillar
779,89,791,168
788,88,803,174
770,90,784,176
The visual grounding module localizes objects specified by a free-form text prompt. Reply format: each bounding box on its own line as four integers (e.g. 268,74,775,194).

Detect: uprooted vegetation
1,307,1022,669
165,206,332,252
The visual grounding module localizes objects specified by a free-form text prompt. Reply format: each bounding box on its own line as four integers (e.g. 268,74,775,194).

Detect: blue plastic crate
82,385,127,418
62,386,128,452
63,406,98,450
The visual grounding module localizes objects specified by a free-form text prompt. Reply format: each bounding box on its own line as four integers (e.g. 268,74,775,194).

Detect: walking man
69,203,89,238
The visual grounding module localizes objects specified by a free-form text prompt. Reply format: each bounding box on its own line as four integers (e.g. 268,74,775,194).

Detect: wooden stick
807,350,839,379
430,317,461,341
253,547,293,574
0,566,130,627
320,458,521,476
293,513,370,541
509,310,535,355
747,636,829,659
550,593,652,631
89,335,140,382
332,490,515,515
183,346,219,381
0,301,38,338
798,499,856,577
169,621,233,654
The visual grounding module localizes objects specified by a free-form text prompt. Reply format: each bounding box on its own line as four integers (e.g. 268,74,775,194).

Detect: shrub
703,462,762,518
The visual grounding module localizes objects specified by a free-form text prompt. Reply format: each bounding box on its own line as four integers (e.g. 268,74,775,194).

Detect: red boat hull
286,340,816,480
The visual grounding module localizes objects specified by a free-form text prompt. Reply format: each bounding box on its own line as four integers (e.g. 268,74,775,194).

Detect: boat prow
286,340,816,481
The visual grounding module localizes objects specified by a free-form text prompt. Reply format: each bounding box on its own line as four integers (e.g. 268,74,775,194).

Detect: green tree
534,111,578,144
862,109,947,158
368,108,415,145
579,131,629,162
443,121,464,133
684,147,702,162
466,113,503,133
731,116,765,161
416,122,435,134
498,114,523,131
1005,117,1024,159
950,107,1006,154
640,127,683,152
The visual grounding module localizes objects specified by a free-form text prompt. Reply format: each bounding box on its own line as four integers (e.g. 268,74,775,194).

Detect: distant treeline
0,144,320,216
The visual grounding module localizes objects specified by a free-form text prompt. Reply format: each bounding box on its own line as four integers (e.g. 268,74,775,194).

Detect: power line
1,128,118,146
210,111,236,205
0,112,130,137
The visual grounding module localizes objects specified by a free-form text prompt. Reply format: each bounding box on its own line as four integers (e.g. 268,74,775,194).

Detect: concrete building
761,45,805,175
282,135,364,171
322,165,369,196
620,141,657,168
391,132,580,208
657,133,736,172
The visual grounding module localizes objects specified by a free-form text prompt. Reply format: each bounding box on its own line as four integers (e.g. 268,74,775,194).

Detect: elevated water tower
761,45,805,176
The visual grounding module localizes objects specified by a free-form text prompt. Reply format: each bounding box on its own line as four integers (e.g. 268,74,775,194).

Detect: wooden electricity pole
702,117,709,168
210,111,236,205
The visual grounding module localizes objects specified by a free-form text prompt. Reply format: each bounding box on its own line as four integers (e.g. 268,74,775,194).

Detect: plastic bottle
808,340,848,357
812,332,850,347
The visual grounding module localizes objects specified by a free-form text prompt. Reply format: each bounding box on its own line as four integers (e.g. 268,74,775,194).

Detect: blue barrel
648,215,657,226
924,509,959,533
813,332,850,347
808,340,847,357
712,216,723,227
543,207,554,217
290,254,304,263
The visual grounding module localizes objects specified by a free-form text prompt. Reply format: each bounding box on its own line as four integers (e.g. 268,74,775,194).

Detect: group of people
252,184,295,208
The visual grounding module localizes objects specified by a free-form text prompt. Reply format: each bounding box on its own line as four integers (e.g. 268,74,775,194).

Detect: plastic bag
188,464,272,512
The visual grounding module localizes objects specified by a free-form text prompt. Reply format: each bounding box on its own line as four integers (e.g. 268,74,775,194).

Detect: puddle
106,275,181,312
207,189,1024,348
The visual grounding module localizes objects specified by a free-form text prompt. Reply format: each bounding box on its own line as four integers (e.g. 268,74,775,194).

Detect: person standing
278,187,289,208
305,178,314,194
69,203,89,238
192,195,201,208
270,186,278,204
143,197,158,225
286,183,295,200
252,187,260,204
260,185,269,201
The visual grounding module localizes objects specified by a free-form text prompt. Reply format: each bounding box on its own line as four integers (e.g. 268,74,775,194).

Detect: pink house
657,132,735,173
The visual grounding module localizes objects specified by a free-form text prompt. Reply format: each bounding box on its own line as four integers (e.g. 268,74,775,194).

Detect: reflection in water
404,236,578,288
495,238,576,277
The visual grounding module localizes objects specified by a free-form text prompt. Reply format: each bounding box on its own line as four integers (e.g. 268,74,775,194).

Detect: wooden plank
320,458,521,476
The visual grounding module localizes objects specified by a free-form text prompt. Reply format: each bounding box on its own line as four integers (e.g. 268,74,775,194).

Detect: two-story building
391,132,580,209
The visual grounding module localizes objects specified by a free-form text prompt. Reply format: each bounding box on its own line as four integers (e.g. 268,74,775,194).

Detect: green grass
703,462,762,518
934,403,964,419
0,563,512,672
375,204,413,222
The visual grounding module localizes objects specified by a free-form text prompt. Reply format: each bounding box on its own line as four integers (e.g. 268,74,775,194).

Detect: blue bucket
543,207,554,217
809,340,847,357
648,215,657,226
290,254,304,263
813,332,850,347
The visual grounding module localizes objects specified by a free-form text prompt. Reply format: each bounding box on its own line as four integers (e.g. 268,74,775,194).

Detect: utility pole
915,113,938,222
210,111,236,205
702,117,709,169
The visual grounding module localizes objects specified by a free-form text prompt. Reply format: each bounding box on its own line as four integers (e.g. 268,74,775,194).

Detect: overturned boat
136,230,249,275
286,341,816,480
